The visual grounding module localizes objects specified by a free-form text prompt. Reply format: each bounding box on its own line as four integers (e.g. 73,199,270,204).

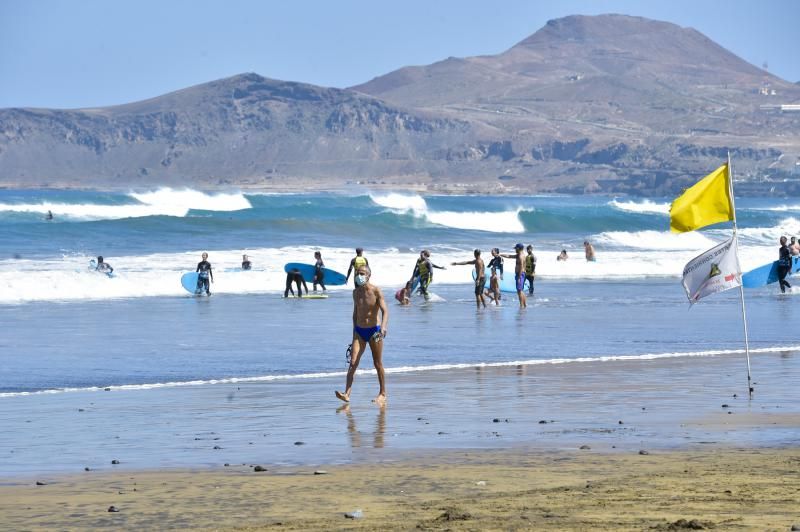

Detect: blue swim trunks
515,272,525,292
354,325,381,342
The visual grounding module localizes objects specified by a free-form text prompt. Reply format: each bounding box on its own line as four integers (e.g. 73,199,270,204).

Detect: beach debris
35,481,47,486
111,459,120,464
224,463,230,467
84,467,91,471
579,445,591,450
253,465,267,472
213,445,222,450
538,420,548,424
314,470,328,475
618,420,624,424
294,441,305,446
107,506,119,513
721,404,729,408
658,518,711,529
475,480,486,486
435,506,472,522
104,387,111,391
639,450,650,455
344,509,363,519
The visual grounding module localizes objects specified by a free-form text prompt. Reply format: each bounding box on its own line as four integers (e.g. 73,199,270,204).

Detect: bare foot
372,394,387,406
335,390,350,403
336,403,351,414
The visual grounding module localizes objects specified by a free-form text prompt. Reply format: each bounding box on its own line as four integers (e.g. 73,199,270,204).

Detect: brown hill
2,14,799,195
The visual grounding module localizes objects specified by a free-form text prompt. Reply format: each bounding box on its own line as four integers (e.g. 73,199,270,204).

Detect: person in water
485,267,500,305
336,266,388,405
790,236,800,257
557,249,568,261
284,268,308,298
584,240,596,262
501,243,527,308
394,281,412,306
195,252,214,295
241,254,252,270
313,250,326,292
95,256,114,275
345,247,370,284
412,250,446,300
451,249,486,309
45,210,54,221
486,248,504,279
778,236,792,294
524,244,536,295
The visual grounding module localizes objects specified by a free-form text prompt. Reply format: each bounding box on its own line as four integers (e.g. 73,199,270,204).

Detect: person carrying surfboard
501,244,527,309
313,251,326,292
451,249,486,309
778,236,792,294
345,248,370,284
195,252,214,296
336,265,389,406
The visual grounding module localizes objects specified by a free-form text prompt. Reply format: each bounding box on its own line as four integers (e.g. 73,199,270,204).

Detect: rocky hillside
2,14,799,195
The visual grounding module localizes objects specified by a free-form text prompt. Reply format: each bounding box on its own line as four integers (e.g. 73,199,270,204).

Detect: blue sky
1,0,798,109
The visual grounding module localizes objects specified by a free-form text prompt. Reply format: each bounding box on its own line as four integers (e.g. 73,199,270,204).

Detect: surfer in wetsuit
241,254,252,270
778,236,792,294
313,251,326,292
195,252,214,296
284,268,308,298
451,249,486,309
345,248,370,284
336,265,388,405
45,210,53,221
95,256,114,275
412,250,445,300
524,245,536,295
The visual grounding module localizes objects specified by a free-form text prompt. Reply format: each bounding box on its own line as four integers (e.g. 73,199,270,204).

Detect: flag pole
727,151,754,398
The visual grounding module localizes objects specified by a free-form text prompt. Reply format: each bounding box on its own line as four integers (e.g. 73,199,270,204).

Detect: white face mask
355,274,367,286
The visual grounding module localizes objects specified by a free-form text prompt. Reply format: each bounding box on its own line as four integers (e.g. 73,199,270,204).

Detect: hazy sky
1,0,798,109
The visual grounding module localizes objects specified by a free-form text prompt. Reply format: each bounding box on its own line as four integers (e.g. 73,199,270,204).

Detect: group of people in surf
777,235,800,293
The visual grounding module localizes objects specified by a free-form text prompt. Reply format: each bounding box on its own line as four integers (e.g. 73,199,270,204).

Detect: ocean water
2,188,800,474
1,188,799,395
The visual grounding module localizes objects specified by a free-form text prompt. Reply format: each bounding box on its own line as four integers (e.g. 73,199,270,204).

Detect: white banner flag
682,236,742,304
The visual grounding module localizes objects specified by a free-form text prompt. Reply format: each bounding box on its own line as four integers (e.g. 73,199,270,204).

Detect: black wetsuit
284,271,307,297
196,260,213,295
487,256,504,277
778,244,792,293
313,259,326,291
241,260,252,271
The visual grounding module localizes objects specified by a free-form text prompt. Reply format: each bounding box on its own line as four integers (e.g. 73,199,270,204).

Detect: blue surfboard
283,263,346,285
181,272,200,294
473,269,530,293
742,256,800,288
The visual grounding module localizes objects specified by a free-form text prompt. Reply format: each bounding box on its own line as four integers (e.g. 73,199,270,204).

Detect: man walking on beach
502,244,527,308
336,266,389,405
451,249,486,309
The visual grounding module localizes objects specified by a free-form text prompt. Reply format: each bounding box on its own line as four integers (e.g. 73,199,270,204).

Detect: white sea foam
609,199,670,215
0,188,251,221
2,345,796,398
369,192,527,233
593,229,716,251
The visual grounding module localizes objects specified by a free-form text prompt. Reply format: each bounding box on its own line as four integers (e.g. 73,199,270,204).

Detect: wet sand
1,448,799,530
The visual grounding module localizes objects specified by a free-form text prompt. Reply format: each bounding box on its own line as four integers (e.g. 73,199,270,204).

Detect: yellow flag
669,164,734,233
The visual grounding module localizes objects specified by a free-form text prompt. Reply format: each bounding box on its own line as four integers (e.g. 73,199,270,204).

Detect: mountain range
2,14,799,195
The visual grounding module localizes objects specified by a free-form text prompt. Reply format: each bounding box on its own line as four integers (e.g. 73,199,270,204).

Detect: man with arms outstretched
336,266,389,405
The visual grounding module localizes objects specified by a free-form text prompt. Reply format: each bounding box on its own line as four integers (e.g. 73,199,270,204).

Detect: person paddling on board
336,265,389,406
241,254,252,270
195,252,214,296
284,268,308,298
501,243,527,308
95,256,114,275
412,250,445,300
524,245,536,296
451,249,486,309
345,248,370,284
313,250,326,292
778,236,792,294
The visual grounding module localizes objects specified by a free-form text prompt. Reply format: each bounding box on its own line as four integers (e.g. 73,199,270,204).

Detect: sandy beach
1,447,798,530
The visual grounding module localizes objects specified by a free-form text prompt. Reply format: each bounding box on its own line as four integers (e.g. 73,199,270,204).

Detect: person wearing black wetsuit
778,236,792,294
313,251,326,292
95,256,114,275
241,254,252,270
284,269,308,298
195,252,214,295
486,248,504,278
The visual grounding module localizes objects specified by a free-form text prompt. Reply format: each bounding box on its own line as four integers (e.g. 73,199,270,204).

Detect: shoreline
2,447,798,530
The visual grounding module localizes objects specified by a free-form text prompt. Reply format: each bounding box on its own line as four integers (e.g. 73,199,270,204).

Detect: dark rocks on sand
791,525,800,531
84,467,91,471
314,470,328,475
618,420,624,424
107,506,119,513
35,481,47,486
721,404,729,408
435,507,472,522
224,463,230,467
493,418,500,423
344,509,363,519
579,445,591,450
254,465,266,472
538,420,548,424
639,450,650,455
111,459,120,465
294,441,305,446
213,445,222,450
